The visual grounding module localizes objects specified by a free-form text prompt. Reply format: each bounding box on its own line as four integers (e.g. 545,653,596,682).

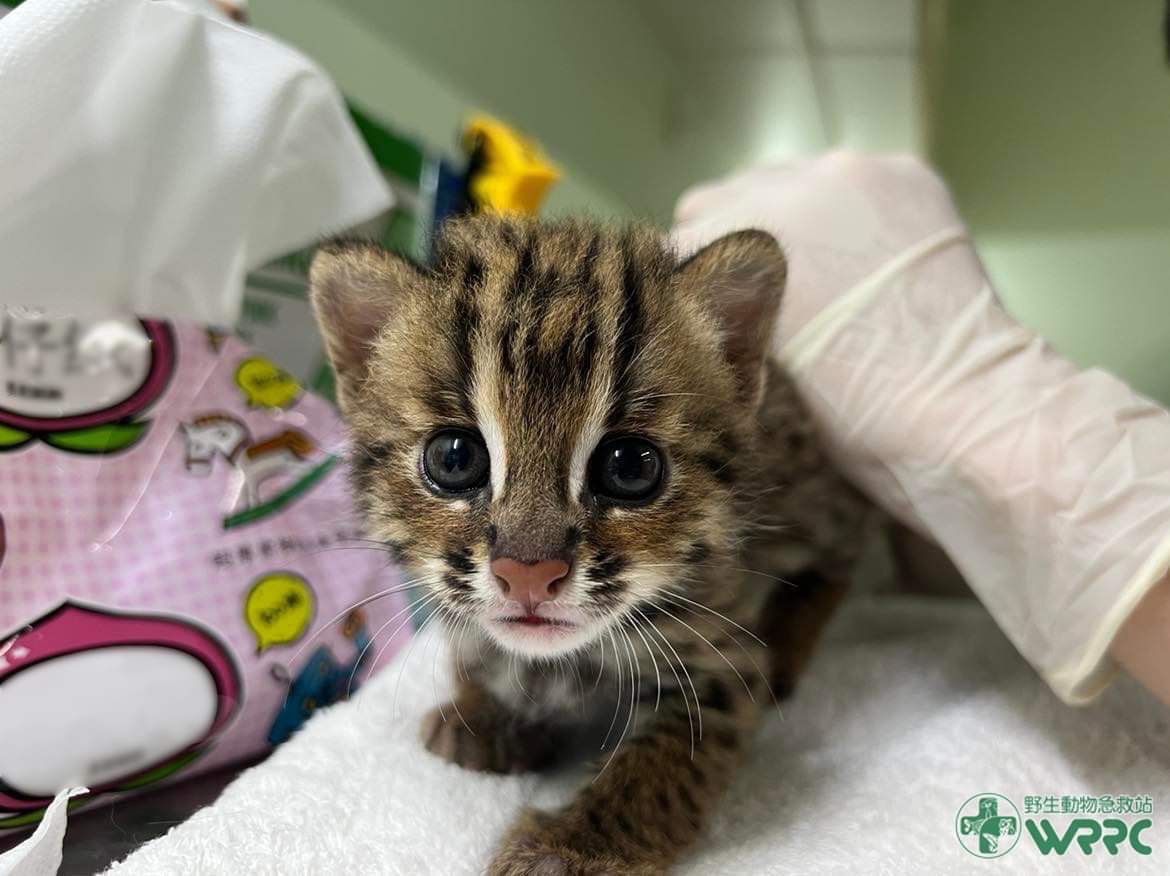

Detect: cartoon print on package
0,317,412,830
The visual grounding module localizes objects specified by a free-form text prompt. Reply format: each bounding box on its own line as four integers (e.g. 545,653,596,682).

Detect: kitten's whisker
431,616,448,726
600,630,624,752
551,656,562,704
317,538,387,553
621,626,640,735
651,603,757,703
571,656,586,716
337,536,395,547
595,630,638,783
453,616,472,683
641,561,796,587
615,328,664,388
561,653,586,716
593,635,607,690
660,594,783,720
349,444,383,462
622,626,641,734
450,614,469,678
625,388,766,429
627,614,662,712
659,591,767,647
346,592,431,699
634,607,702,750
284,574,436,698
387,592,445,719
474,626,489,671
740,523,794,534
511,653,537,704
742,484,788,498
309,545,393,556
432,610,476,735
556,657,581,717
629,390,727,403
408,607,447,722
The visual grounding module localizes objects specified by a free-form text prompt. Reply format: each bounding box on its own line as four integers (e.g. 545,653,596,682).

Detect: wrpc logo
955,793,1154,858
1023,794,1152,857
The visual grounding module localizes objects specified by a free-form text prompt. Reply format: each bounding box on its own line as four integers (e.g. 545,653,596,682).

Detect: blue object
430,157,471,252
267,625,372,746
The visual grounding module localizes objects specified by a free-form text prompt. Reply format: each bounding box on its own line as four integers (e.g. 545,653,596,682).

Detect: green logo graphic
956,794,1021,858
1026,818,1153,856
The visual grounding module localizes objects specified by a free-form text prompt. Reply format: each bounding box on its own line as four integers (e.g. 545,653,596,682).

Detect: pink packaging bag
0,312,411,831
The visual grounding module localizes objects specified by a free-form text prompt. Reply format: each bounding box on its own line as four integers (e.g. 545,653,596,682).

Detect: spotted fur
311,216,867,874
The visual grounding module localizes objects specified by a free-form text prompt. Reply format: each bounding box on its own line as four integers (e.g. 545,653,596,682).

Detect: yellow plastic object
462,114,560,215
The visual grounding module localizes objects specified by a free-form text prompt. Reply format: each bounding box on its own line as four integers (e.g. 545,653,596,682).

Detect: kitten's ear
675,230,787,406
309,241,423,408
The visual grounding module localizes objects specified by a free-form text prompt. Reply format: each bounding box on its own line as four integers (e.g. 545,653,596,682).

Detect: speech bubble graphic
0,600,240,814
234,357,300,409
245,572,315,653
0,317,175,454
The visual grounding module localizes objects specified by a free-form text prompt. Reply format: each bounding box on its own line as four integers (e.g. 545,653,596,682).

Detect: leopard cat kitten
310,216,866,875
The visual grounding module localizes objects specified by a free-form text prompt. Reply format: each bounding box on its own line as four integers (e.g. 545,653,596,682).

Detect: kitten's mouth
496,614,576,629
486,611,591,656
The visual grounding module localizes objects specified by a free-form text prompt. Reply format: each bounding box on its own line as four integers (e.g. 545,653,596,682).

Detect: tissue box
0,311,411,831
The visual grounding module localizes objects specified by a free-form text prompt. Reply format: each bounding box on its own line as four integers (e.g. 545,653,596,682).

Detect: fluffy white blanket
15,595,1170,875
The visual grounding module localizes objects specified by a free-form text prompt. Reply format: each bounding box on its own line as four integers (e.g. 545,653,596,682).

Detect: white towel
102,596,1170,874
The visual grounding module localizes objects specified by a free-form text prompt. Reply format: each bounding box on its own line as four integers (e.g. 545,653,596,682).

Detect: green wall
249,0,668,220
930,0,1170,405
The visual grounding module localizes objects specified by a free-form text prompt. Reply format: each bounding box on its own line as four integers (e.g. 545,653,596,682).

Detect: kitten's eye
422,429,490,494
589,436,664,504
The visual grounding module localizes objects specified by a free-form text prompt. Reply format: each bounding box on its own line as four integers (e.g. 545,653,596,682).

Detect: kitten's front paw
488,809,661,876
419,705,555,774
420,704,491,771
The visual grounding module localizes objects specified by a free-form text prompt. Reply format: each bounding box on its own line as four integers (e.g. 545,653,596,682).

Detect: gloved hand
672,152,1170,704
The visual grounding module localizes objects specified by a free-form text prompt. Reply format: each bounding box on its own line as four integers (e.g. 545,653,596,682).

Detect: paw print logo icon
956,793,1021,858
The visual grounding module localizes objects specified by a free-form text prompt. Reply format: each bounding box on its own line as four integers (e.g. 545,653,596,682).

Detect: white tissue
0,788,85,876
0,0,392,326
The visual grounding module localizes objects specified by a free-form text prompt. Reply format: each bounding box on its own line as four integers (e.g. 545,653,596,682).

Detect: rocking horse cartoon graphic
180,414,337,529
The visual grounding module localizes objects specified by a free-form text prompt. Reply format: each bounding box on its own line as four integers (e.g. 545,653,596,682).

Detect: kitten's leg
489,677,757,875
758,567,848,698
421,676,559,774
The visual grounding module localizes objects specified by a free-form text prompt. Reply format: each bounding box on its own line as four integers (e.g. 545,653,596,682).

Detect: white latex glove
672,152,1170,704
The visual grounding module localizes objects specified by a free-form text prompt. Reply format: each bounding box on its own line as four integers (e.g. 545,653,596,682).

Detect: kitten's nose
490,557,570,611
